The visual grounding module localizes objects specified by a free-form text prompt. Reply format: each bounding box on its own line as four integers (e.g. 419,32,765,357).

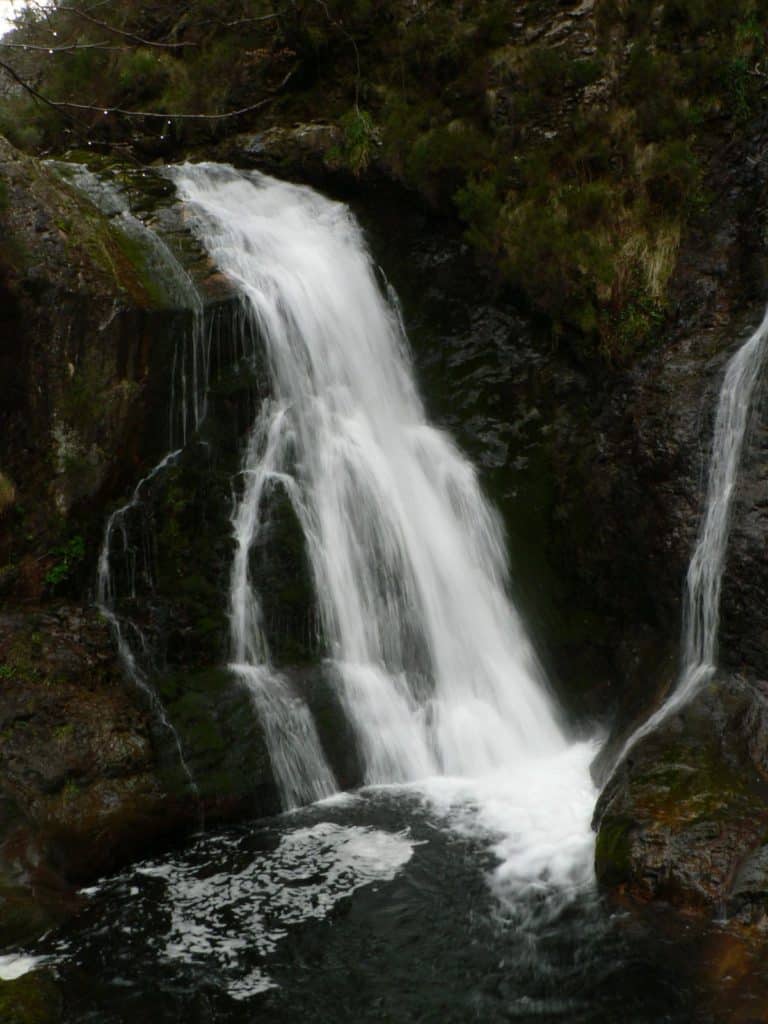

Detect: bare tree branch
0,55,86,130
57,4,198,49
0,57,299,122
56,97,276,119
218,13,282,27
0,40,127,52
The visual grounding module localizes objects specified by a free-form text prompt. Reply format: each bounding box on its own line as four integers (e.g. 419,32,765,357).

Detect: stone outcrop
594,674,768,915
0,139,278,951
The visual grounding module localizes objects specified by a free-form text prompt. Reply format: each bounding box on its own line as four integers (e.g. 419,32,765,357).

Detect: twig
56,97,276,119
0,56,81,124
57,4,197,49
0,40,128,52
220,13,282,27
40,63,301,121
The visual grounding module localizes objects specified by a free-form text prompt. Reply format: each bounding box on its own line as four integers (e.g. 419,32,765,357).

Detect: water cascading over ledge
169,162,598,870
612,307,768,769
593,307,768,915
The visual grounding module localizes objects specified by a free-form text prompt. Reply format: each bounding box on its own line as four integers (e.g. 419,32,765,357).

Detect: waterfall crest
171,163,566,792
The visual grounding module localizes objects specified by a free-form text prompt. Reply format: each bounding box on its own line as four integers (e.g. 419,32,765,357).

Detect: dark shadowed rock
594,674,768,917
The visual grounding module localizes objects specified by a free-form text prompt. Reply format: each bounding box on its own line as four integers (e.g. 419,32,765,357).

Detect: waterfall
56,162,213,796
170,163,567,797
96,450,198,795
618,307,768,761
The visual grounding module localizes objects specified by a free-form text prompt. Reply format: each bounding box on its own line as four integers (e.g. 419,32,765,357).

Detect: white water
96,450,198,796
618,307,768,761
171,163,597,887
0,954,46,980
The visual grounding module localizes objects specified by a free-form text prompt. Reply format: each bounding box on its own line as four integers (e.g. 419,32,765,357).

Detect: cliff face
0,138,284,949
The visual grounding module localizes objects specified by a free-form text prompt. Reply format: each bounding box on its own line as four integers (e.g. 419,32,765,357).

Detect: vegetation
44,534,85,590
1,0,767,360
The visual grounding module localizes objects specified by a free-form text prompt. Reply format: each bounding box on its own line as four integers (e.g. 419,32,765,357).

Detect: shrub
117,48,173,103
406,120,491,202
45,535,85,591
500,193,613,334
644,140,701,211
333,107,380,175
454,176,501,255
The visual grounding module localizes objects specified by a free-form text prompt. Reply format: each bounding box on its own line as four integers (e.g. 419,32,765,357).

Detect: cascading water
617,307,768,762
96,449,198,793
56,163,213,794
170,162,597,879
49,162,213,447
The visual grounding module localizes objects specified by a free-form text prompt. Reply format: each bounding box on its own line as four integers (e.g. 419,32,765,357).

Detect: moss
0,471,17,515
594,816,634,885
0,972,61,1024
628,737,753,827
155,667,274,802
1,633,44,684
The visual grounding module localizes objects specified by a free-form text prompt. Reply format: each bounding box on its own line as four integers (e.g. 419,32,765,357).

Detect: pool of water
14,783,711,1023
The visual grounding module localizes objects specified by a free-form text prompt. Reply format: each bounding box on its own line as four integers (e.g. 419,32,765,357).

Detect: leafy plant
45,535,86,590
332,107,379,175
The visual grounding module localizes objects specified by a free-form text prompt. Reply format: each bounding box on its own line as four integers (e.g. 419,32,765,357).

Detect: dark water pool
13,788,725,1023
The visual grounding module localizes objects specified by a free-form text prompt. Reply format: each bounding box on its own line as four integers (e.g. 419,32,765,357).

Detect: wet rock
0,610,165,883
220,124,346,185
155,667,278,818
594,674,768,913
0,136,239,603
0,606,280,945
0,971,62,1024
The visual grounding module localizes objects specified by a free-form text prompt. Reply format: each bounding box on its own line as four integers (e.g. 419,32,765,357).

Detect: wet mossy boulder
0,610,170,887
0,972,62,1024
594,674,768,915
0,608,288,948
0,137,239,606
0,137,192,602
155,666,279,819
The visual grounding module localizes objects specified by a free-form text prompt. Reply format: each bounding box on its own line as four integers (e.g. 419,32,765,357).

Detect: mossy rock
594,674,768,910
0,972,62,1024
156,666,277,814
0,886,65,950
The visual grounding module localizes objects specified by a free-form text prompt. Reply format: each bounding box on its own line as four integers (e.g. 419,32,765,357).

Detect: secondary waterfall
56,162,214,796
618,307,768,760
170,163,568,793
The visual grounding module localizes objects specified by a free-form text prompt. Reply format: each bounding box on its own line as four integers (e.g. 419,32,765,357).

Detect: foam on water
382,740,599,905
0,954,46,981
48,824,416,1001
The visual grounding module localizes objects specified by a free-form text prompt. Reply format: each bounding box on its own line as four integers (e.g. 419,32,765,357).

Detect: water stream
616,307,768,763
171,164,575,787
